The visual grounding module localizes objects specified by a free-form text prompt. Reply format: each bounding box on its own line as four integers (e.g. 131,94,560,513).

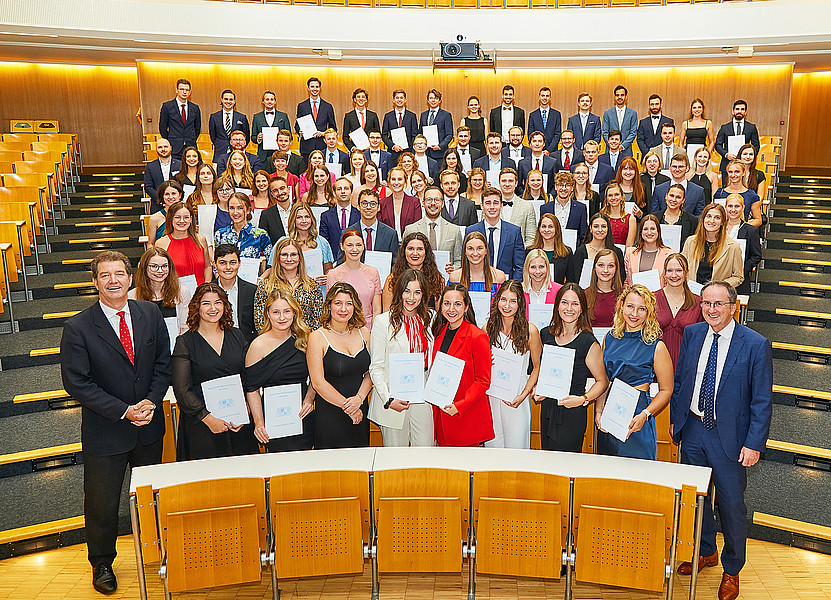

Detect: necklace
327,325,350,336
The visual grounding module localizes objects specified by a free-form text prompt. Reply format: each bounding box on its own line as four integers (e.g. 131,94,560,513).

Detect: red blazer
431,320,494,447
379,194,422,235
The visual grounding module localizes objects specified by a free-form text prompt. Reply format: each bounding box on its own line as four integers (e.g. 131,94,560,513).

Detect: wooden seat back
0,151,24,163
0,201,36,250
0,141,33,153
2,133,37,143
1,177,50,218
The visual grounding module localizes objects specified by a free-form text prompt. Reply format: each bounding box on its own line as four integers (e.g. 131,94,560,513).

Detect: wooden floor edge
0,442,82,467
773,384,831,401
0,516,85,545
766,439,831,460
771,341,831,355
13,389,70,403
753,512,831,541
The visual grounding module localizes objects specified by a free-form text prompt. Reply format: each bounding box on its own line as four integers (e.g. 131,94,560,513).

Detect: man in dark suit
567,92,602,150
465,187,525,280
473,132,517,183
551,129,583,173
440,170,479,228
208,89,250,164
273,129,305,176
598,130,630,171
501,126,532,164
539,171,589,242
518,131,557,194
601,85,638,156
258,176,292,245
651,153,706,217
251,90,292,164
637,94,673,157
489,85,526,146
419,88,454,161
144,138,180,212
454,126,482,173
364,130,392,181
343,188,399,264
342,87,381,151
671,281,772,600
649,122,684,171
216,130,262,176
526,86,562,154
381,89,418,165
159,78,201,159
60,251,171,595
572,140,614,194
714,100,761,175
295,77,337,158
321,177,361,254
404,186,464,272
323,128,350,176
214,244,257,342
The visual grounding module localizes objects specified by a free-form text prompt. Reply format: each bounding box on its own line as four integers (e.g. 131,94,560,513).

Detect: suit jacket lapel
93,303,133,365
716,326,743,398
445,320,470,357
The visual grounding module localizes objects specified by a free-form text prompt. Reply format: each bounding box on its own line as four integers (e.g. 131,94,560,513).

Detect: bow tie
502,200,513,207
266,111,274,115
652,115,659,119
503,107,511,111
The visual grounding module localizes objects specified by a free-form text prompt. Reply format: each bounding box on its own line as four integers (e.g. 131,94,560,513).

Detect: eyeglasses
217,187,234,194
700,301,732,309
148,264,170,272
556,183,573,188
360,201,379,208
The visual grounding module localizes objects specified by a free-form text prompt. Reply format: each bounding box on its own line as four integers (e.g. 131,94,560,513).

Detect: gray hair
701,280,737,303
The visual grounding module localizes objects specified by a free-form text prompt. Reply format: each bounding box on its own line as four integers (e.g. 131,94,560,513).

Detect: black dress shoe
93,564,117,595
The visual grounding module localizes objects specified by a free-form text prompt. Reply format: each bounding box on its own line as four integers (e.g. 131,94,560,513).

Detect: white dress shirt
223,110,233,129
501,105,514,142
178,100,188,120
615,106,626,128
509,146,524,161
608,151,620,170
580,112,589,131
220,279,240,328
733,119,745,137
265,110,276,126
276,203,291,233
554,198,571,231
484,219,504,264
457,147,472,172
355,108,367,129
690,319,736,421
99,300,133,347
528,286,547,304
368,149,381,166
362,220,379,249
415,153,430,175
160,159,172,181
651,114,662,133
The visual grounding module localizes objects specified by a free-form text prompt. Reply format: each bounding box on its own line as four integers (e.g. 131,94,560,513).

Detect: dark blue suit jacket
517,155,557,194
527,108,562,154
419,108,454,161
472,155,517,174
208,110,250,162
714,121,761,173
598,148,632,171
144,157,181,208
567,112,601,150
381,109,419,163
465,220,525,281
216,151,263,178
651,180,706,217
637,115,673,156
324,148,351,176
364,149,393,181
539,198,588,243
670,321,772,460
342,220,400,264
551,148,583,172
295,98,337,156
320,204,361,255
159,100,201,157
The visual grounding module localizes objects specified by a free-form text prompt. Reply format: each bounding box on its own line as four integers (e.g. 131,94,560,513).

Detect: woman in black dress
527,212,574,285
307,282,372,448
245,288,316,452
460,95,488,155
534,283,608,452
172,282,258,460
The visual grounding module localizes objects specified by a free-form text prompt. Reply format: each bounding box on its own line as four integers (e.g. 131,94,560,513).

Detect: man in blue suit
208,89,250,164
320,177,361,254
295,77,337,158
518,131,557,194
637,94,673,157
465,187,525,281
526,87,562,155
158,78,201,159
381,89,419,165
539,171,588,243
598,129,631,171
571,141,615,195
567,92,601,150
323,129,350,176
143,138,180,212
671,281,772,600
602,85,638,156
473,132,516,183
364,130,392,182
342,188,399,264
651,153,706,217
419,89,454,162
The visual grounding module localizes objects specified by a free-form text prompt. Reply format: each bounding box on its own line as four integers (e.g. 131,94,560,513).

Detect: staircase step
768,207,831,221
10,271,102,300
753,512,831,543
62,203,146,219
37,246,143,274
765,232,831,252
0,409,80,459
768,405,831,451
0,327,64,369
8,295,97,332
771,360,829,405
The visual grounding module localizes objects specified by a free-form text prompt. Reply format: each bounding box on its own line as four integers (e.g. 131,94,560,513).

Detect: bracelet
581,395,589,406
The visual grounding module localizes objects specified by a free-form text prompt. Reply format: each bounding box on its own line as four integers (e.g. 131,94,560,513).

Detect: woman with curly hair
172,282,258,461
595,284,674,460
381,232,444,311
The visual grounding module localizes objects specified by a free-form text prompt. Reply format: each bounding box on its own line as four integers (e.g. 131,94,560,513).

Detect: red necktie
180,103,187,124
397,112,402,128
536,158,541,171
564,151,570,170
360,111,365,129
365,227,373,251
312,100,318,121
117,311,134,364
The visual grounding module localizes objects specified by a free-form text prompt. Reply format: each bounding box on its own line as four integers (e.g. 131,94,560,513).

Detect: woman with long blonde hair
448,231,507,293
682,202,744,288
222,149,255,190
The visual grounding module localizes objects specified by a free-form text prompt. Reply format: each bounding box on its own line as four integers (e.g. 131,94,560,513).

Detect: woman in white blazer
369,268,435,446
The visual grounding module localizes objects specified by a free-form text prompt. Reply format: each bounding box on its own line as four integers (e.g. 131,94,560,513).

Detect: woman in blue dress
596,283,673,460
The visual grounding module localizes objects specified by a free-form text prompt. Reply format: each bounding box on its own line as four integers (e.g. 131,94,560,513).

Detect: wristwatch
642,408,653,420
384,398,394,410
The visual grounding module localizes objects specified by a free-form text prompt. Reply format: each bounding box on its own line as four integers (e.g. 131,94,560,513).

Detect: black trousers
82,437,163,567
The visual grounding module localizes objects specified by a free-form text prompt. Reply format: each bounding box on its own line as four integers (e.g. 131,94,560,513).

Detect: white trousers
484,394,531,449
380,402,435,447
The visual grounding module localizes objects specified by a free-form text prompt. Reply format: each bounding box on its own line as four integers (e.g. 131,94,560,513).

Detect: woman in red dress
655,252,703,366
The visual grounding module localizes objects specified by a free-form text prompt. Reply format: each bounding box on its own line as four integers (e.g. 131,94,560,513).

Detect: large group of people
65,77,773,599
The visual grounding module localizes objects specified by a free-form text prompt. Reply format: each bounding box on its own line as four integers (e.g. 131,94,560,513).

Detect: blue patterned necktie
542,110,547,129
698,333,719,430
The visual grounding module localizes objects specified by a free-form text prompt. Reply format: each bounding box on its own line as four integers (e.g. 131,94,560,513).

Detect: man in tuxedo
489,85,525,145
144,138,180,212
323,128,350,176
60,251,171,595
343,88,380,151
573,141,615,193
551,130,583,173
527,86,562,154
567,92,602,150
404,185,464,272
275,129,305,176
320,177,361,254
540,171,588,242
295,77,337,157
498,168,536,247
419,88,454,161
381,89,418,164
714,100,761,175
216,130,262,175
214,244,257,342
671,281,772,600
518,131,557,194
364,130,392,181
252,90,291,164
473,132,517,181
258,176,292,245
208,89,250,164
599,130,628,171
454,126,482,173
651,153,706,217
159,78,201,159
465,187,525,280
412,135,439,182
650,122,684,171
343,189,399,264
440,169,478,227
501,126,531,164
602,85,638,156
637,94,673,157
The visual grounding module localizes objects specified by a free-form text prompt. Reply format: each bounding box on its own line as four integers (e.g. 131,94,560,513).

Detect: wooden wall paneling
787,72,831,168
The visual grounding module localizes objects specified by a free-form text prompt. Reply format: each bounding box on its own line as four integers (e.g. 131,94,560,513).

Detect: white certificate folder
388,353,425,403
263,383,303,439
424,351,465,407
201,374,250,425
